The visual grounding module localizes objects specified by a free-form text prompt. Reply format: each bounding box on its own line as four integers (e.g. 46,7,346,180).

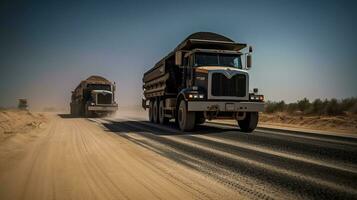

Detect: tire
195,117,205,125
70,104,75,116
159,100,169,124
195,112,205,125
153,98,159,123
177,100,196,131
149,100,154,122
238,112,258,133
80,103,85,117
85,103,93,118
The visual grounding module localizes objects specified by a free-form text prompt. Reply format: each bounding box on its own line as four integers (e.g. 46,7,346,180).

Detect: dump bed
72,75,114,100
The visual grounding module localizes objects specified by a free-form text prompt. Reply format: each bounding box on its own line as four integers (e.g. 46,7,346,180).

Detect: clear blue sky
1,0,356,109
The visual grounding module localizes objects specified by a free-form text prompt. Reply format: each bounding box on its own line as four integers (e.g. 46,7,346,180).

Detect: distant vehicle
70,75,118,117
142,32,264,132
18,99,28,110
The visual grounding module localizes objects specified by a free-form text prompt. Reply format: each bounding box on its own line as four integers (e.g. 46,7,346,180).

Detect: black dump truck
142,32,264,132
70,75,118,117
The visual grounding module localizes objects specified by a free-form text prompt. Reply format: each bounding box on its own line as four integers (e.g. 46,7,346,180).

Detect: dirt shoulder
0,109,48,142
213,112,357,135
0,114,241,200
259,112,357,134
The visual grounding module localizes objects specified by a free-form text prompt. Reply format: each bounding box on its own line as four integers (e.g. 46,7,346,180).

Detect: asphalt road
95,114,357,200
0,112,356,200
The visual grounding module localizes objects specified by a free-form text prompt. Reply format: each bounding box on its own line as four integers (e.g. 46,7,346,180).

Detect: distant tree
264,97,356,115
265,101,277,113
264,100,287,113
350,102,357,114
340,98,357,111
297,98,310,113
325,98,343,115
287,103,298,113
310,98,324,115
276,101,286,112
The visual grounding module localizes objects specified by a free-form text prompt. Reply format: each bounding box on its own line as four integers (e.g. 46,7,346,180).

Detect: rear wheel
148,100,154,122
153,98,159,123
159,100,169,124
238,112,258,132
70,104,76,116
177,100,196,131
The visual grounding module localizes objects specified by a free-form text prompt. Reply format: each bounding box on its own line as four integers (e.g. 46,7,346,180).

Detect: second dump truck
70,75,118,117
142,32,264,132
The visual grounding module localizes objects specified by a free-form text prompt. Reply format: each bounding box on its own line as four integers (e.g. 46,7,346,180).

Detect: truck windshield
87,84,111,91
194,53,242,69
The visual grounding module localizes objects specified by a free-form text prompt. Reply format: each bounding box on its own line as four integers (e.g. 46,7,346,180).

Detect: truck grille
211,73,246,97
97,93,112,104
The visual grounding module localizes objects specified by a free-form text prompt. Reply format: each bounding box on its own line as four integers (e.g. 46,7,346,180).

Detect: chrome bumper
88,105,118,111
187,101,264,112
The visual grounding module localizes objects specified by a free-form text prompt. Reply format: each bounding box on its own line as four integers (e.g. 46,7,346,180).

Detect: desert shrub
265,101,286,113
324,98,343,115
297,98,310,113
264,97,357,115
340,98,357,112
286,103,298,113
309,98,324,115
276,101,286,112
265,101,276,113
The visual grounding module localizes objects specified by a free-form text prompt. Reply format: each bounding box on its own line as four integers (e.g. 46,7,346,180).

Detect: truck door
186,55,194,87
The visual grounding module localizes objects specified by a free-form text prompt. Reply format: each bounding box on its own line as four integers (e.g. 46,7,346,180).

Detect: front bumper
88,105,118,112
187,101,264,112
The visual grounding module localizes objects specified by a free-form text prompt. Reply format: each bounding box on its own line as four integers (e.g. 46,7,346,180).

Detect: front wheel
238,112,258,133
177,100,196,131
85,102,94,118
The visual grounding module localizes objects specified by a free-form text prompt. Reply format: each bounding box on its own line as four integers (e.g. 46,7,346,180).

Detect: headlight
188,93,204,99
250,95,264,101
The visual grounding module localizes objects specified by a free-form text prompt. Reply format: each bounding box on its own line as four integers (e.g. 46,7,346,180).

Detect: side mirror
175,51,182,66
246,54,252,69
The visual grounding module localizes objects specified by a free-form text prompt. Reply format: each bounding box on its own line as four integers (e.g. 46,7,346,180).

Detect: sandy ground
0,110,47,141
0,112,240,200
